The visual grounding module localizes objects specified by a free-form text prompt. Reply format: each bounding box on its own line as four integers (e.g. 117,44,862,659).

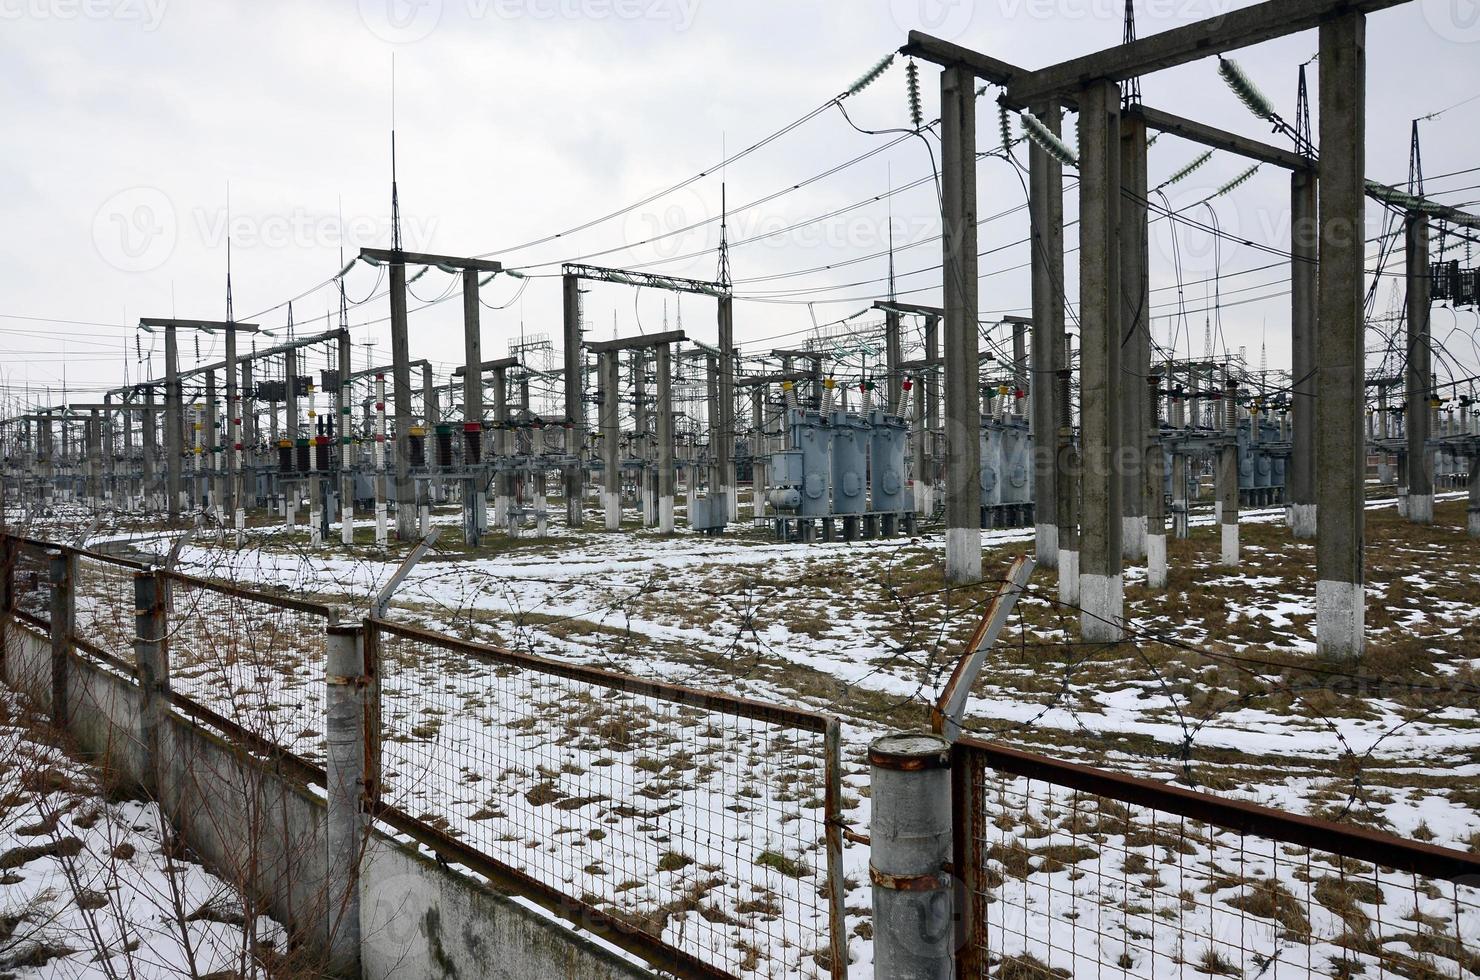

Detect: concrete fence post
48,550,74,728
325,623,367,976
869,732,953,979
133,570,168,793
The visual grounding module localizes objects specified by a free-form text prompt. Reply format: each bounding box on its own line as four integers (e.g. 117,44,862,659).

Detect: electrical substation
3,3,1480,978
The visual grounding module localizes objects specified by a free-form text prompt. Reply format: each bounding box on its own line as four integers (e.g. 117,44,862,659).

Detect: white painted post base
1121,515,1146,561
1315,579,1365,661
1146,534,1167,590
1289,503,1317,539
1213,501,1222,524
659,496,675,534
944,527,981,585
1396,494,1409,519
310,514,323,548
419,504,430,536
1407,493,1433,524
603,492,621,531
1057,549,1079,605
642,487,655,527
374,504,387,546
1035,523,1059,569
1220,523,1239,566
234,508,245,531
1468,506,1480,538
1079,572,1124,642
341,511,354,546
724,484,738,523
285,502,297,528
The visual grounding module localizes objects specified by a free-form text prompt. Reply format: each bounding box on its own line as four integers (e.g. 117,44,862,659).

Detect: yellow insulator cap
823,377,836,390
781,380,794,392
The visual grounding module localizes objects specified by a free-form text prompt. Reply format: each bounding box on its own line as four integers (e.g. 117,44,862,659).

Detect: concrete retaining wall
0,616,651,979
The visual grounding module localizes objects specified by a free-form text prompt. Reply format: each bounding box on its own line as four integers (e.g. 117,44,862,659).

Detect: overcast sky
2,0,1478,406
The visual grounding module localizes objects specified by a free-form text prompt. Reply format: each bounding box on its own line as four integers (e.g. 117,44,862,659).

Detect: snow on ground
8,488,1480,977
0,690,285,979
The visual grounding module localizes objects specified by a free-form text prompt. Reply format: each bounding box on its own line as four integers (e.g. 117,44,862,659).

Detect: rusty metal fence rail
366,617,847,980
953,737,1480,979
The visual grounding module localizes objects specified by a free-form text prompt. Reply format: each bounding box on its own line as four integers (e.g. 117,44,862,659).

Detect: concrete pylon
939,64,982,584
1029,101,1066,571
1404,212,1433,524
1119,113,1150,562
1314,10,1367,661
1288,169,1319,538
1076,79,1124,642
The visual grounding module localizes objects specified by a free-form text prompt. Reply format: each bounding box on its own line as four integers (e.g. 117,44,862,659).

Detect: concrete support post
1056,367,1080,605
48,550,74,728
1220,379,1240,566
1468,456,1480,537
717,296,737,525
374,374,388,546
1315,10,1367,661
142,386,158,511
1289,167,1319,538
562,274,585,529
869,733,952,978
390,261,416,541
492,366,513,532
204,370,219,517
911,372,929,515
338,333,355,546
241,359,255,509
655,343,675,534
1405,212,1433,524
165,326,182,519
324,624,367,976
286,349,300,528
940,64,982,584
750,387,766,522
132,570,167,793
1146,372,1167,589
884,309,903,412
225,325,242,531
1076,78,1124,642
1119,113,1150,561
632,351,654,526
462,269,484,548
599,351,621,530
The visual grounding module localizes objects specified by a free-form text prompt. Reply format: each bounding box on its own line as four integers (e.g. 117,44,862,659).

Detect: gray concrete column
165,327,182,518
717,296,737,524
142,385,158,510
204,369,219,516
225,325,241,530
884,309,903,411
655,342,675,533
325,623,367,976
462,269,484,548
599,351,621,530
1146,371,1167,589
286,349,301,528
868,733,952,978
1468,454,1480,537
390,261,417,541
1404,212,1433,524
940,63,982,584
338,333,355,546
1076,78,1124,642
1315,9,1367,661
562,274,585,528
1119,113,1151,561
1220,379,1240,566
750,386,766,522
1055,367,1080,605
